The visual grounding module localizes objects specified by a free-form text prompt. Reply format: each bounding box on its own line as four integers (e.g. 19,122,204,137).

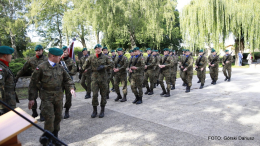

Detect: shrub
9,62,24,75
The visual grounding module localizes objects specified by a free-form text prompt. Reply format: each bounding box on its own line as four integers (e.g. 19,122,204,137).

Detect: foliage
10,62,24,75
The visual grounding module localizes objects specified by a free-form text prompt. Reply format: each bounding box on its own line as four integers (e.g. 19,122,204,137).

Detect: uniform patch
36,67,39,70
0,68,2,71
0,75,2,79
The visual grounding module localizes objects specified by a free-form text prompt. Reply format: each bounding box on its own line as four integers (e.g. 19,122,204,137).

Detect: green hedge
9,58,27,75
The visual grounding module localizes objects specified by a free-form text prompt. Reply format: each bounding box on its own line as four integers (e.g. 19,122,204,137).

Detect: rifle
114,52,125,69
195,53,205,71
181,54,191,71
60,61,72,79
144,54,151,72
208,53,220,69
0,100,68,146
130,55,140,75
159,55,168,73
223,52,233,66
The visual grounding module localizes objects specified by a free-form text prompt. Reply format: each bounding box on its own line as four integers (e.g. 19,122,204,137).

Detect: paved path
17,68,260,146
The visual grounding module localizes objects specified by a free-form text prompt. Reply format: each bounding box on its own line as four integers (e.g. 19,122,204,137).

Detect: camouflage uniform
130,55,145,103
114,55,128,101
79,55,92,97
222,54,233,81
159,55,174,96
195,55,207,87
61,57,77,111
179,54,186,86
105,54,114,99
0,61,19,114
128,56,134,82
170,55,178,89
16,55,47,110
111,55,117,90
29,61,74,132
208,54,220,83
82,53,112,106
153,54,161,86
143,54,157,94
181,55,194,91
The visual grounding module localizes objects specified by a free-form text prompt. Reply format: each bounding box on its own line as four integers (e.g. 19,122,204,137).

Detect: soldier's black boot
99,106,105,118
120,94,127,102
157,80,159,86
136,96,142,104
164,89,170,97
132,95,139,104
148,89,154,95
40,113,45,122
211,80,214,84
213,80,217,85
106,93,110,99
228,78,231,82
91,106,98,118
142,83,145,88
115,93,122,101
144,88,150,94
160,89,166,96
182,82,185,86
154,83,156,88
197,80,201,83
199,83,204,89
32,109,38,118
85,92,91,99
185,86,191,93
171,85,175,90
224,76,228,81
52,130,61,146
64,108,70,119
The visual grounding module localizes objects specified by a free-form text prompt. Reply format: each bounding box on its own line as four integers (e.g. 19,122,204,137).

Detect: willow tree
69,0,177,49
181,0,260,65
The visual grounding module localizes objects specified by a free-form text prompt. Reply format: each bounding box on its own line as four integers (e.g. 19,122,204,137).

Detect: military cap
111,50,115,53
102,47,108,50
82,48,87,52
153,50,158,52
94,44,102,49
49,48,63,56
0,46,14,54
225,50,229,52
172,50,175,52
62,46,68,51
35,45,43,51
199,49,204,53
185,49,190,52
211,49,216,53
140,50,143,52
163,48,170,51
117,48,123,52
182,49,186,51
133,47,140,51
146,48,151,51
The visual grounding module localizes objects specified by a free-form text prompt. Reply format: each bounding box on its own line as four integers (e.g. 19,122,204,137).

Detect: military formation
0,44,234,145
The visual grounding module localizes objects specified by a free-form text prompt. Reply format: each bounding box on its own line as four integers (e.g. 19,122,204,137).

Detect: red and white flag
68,37,76,61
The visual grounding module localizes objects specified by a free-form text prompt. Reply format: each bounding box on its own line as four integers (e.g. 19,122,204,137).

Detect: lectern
0,108,37,146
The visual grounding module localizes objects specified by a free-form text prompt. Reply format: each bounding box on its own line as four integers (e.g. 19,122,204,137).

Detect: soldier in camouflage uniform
60,46,77,119
79,48,92,99
128,50,135,83
28,48,75,143
159,48,174,97
16,45,47,120
143,48,157,95
113,48,128,102
222,50,233,82
195,50,207,89
82,44,112,118
102,47,114,99
180,49,194,93
170,50,178,90
0,46,19,116
129,47,145,104
110,50,116,92
179,49,187,86
153,50,161,88
208,49,220,85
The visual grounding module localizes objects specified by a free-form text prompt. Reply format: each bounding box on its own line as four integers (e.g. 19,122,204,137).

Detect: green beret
163,48,170,51
94,44,102,49
225,50,229,52
82,48,87,52
133,47,140,51
172,50,175,52
185,49,190,52
62,46,68,51
111,50,115,53
153,50,158,52
146,48,151,51
199,49,204,53
49,48,63,56
182,49,186,51
117,48,123,52
211,49,216,53
0,46,14,54
129,50,133,53
102,47,108,50
35,45,43,51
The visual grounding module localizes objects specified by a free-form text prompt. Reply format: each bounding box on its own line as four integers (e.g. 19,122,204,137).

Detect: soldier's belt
42,87,62,91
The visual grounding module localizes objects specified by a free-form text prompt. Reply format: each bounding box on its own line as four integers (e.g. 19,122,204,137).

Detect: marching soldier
128,50,135,83
16,45,47,120
129,47,145,104
222,50,233,82
170,50,178,90
0,46,19,116
144,48,157,95
61,46,77,119
159,48,174,97
28,48,75,143
181,49,194,93
153,50,161,88
208,49,220,85
79,48,92,99
179,49,187,86
82,44,112,118
113,48,128,102
102,47,114,99
110,50,117,92
195,50,207,89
